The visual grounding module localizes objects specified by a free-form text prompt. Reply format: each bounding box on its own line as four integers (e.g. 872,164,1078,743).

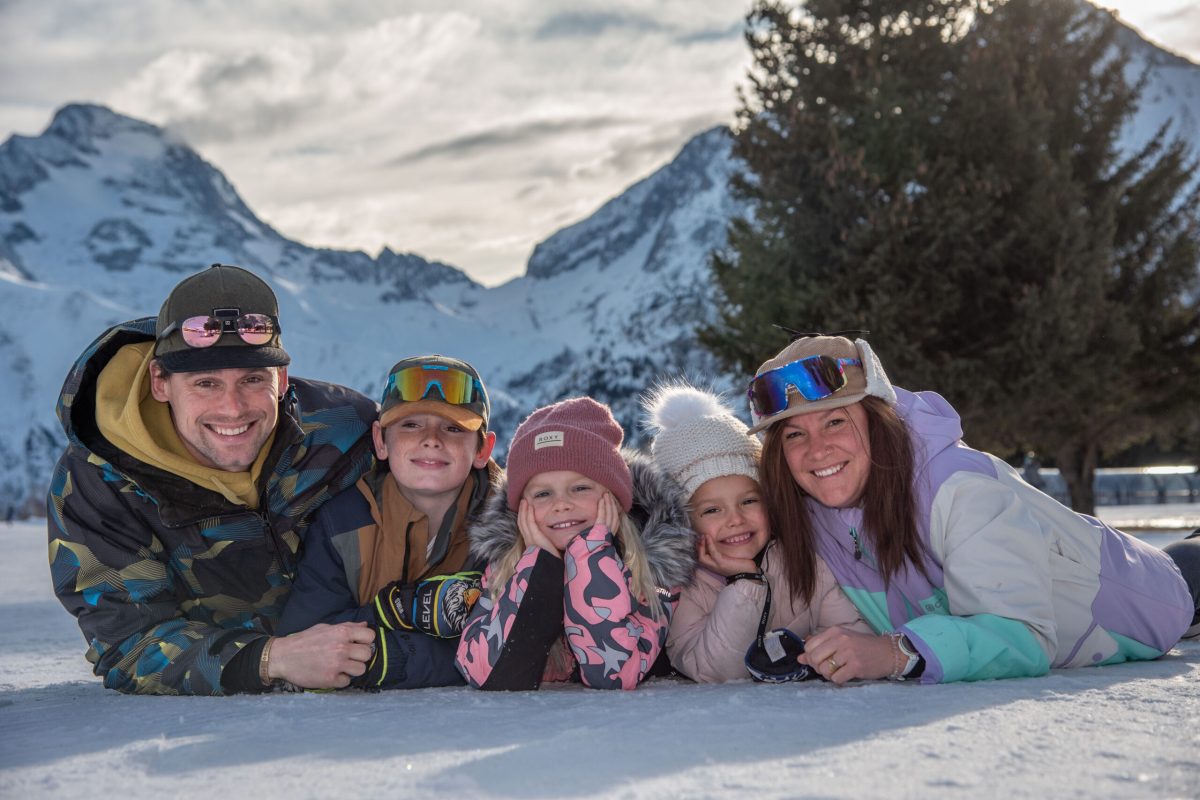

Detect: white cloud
110,14,482,143
92,5,746,283
0,1,751,282
4,1,1190,285
1092,1,1200,62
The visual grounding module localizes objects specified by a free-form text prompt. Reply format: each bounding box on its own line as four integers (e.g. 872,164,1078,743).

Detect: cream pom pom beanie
642,383,761,499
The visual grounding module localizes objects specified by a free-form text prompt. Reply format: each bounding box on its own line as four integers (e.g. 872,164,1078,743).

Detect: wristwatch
894,633,921,679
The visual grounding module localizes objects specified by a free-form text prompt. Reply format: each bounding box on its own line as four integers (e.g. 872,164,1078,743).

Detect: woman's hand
518,498,561,558
697,534,759,578
797,626,897,685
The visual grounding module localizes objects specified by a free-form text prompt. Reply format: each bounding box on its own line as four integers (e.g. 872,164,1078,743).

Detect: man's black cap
154,264,291,373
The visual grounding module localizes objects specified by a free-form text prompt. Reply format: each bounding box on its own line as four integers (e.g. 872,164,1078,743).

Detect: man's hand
267,621,376,689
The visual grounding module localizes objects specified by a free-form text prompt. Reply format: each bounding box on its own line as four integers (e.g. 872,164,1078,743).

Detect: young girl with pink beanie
643,383,868,683
455,397,695,690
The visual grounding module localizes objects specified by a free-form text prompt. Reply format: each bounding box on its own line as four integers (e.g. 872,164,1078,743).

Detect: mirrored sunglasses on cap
384,363,485,407
748,355,862,418
159,311,279,348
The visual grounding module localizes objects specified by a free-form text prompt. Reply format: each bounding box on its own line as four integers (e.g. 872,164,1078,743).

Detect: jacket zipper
261,511,296,582
848,527,879,569
850,526,863,560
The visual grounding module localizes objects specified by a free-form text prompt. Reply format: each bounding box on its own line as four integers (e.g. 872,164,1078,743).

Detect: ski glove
352,628,388,691
372,571,483,638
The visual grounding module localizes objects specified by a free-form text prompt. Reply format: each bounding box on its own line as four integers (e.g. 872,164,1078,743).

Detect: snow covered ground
2,514,1197,799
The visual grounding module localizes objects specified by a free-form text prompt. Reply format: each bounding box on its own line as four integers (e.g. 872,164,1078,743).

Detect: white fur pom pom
642,383,731,433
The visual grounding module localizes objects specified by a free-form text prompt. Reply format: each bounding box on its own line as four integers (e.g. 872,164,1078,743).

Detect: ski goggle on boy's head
384,363,485,407
378,358,491,432
158,312,279,348
747,355,862,418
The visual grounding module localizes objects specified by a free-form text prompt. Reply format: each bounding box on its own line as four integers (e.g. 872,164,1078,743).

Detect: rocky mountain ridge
0,104,741,512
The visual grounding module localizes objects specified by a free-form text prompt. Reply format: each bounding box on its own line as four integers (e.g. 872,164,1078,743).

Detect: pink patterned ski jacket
456,450,696,690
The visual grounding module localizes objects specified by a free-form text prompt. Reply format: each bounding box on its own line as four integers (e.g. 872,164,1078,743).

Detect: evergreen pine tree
703,0,1200,513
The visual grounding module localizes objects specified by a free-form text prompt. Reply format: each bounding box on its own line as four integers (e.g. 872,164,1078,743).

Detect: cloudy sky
1,1,1196,286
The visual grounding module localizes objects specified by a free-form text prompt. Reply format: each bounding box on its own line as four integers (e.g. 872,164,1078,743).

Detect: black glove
372,571,483,638
352,628,388,691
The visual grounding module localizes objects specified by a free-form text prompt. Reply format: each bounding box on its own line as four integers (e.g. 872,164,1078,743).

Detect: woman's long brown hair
761,396,928,605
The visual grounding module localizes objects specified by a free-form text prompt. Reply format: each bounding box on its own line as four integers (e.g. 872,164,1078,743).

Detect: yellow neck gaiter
94,342,275,508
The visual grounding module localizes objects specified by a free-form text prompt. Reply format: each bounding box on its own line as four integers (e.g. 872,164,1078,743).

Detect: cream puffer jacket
666,541,870,683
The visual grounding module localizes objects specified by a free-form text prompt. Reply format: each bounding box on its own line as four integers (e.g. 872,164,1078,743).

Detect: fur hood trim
469,448,697,589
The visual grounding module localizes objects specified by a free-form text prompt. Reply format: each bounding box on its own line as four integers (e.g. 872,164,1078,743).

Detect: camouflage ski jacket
47,317,376,695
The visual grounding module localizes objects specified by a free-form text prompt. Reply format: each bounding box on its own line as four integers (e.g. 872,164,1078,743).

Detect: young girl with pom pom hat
643,383,868,683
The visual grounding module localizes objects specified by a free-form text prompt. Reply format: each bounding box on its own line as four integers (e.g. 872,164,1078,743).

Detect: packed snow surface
1,518,1197,798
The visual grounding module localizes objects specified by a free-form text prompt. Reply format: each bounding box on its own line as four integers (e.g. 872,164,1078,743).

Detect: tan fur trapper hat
746,336,896,434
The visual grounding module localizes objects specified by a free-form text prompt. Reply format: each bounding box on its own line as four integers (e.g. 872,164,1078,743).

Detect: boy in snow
277,355,499,689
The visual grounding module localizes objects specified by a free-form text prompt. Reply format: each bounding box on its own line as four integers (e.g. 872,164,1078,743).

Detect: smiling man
47,264,379,695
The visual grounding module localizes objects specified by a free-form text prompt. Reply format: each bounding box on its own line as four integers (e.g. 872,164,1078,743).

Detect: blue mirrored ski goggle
748,355,862,418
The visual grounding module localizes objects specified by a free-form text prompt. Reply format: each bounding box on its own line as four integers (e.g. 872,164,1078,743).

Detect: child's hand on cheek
596,491,621,536
518,498,561,559
698,534,760,578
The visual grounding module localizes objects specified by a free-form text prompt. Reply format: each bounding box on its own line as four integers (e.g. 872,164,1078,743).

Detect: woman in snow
643,383,869,683
748,334,1200,684
455,397,695,690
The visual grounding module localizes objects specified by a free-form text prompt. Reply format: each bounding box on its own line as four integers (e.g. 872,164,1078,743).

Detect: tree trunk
1055,441,1098,515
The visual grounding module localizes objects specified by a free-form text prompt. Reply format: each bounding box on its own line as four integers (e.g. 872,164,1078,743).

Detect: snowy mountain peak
44,103,164,152
0,104,169,204
525,126,734,281
0,102,284,279
0,103,483,293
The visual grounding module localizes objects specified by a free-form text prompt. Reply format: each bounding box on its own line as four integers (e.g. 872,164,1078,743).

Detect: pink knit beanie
505,397,634,512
